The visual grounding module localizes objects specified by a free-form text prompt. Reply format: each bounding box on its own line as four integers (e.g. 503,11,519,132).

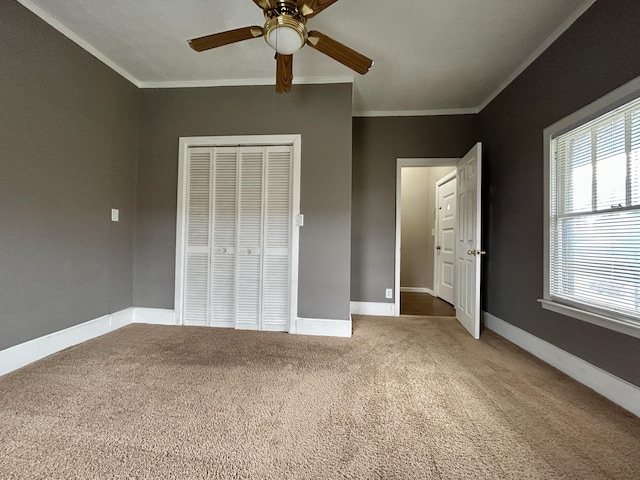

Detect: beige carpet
1,316,639,479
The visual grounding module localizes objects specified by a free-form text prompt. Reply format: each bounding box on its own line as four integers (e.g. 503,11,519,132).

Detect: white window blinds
550,95,640,323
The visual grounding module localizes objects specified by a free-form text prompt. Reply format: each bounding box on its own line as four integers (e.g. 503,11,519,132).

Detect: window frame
541,75,640,340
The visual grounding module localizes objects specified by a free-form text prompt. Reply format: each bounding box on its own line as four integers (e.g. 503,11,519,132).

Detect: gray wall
135,84,353,321
352,116,479,303
0,1,139,350
479,0,640,386
400,166,455,291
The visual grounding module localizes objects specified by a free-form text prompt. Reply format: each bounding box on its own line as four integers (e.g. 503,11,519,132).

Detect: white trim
110,308,133,330
400,287,435,295
133,308,177,326
293,318,352,338
177,135,302,148
289,138,302,330
0,308,133,377
174,135,302,331
478,0,597,111
396,158,459,168
15,0,139,87
483,311,640,418
353,108,479,118
538,300,640,340
140,76,353,89
350,301,395,317
175,139,188,326
395,158,460,317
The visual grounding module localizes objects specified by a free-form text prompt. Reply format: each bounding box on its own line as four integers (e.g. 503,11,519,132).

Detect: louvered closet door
235,147,264,330
182,143,294,331
210,147,238,328
183,147,212,326
262,146,293,331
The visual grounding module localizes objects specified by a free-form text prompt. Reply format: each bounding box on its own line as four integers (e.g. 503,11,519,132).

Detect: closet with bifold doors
181,144,294,332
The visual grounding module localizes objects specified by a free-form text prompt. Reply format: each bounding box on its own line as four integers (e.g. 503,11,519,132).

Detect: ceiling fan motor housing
264,1,308,55
265,1,301,18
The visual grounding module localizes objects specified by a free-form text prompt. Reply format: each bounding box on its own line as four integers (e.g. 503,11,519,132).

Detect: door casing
395,158,459,316
175,135,302,331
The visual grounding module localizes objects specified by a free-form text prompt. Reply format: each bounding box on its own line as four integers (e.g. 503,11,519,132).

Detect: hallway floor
400,291,455,316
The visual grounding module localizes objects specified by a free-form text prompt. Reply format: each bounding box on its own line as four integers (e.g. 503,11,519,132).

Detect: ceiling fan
188,0,374,93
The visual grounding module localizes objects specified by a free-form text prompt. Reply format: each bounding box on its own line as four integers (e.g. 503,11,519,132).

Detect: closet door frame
175,135,302,332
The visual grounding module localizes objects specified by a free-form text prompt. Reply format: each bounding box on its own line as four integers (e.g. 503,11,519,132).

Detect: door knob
436,246,441,250
467,249,486,256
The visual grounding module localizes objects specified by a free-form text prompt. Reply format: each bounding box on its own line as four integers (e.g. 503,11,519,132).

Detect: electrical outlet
385,288,393,299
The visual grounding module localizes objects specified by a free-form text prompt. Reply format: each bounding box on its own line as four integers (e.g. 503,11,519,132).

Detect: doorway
395,159,458,317
394,144,484,339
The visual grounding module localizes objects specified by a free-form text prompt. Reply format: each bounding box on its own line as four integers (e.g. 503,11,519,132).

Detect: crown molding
16,0,140,87
353,108,479,118
138,76,353,89
477,0,597,112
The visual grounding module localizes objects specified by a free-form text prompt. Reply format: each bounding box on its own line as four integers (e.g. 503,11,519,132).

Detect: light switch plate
296,214,304,227
111,209,119,222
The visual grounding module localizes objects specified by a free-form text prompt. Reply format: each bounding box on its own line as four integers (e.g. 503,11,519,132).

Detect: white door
435,174,456,304
456,143,483,339
183,147,213,327
211,147,238,328
261,146,293,332
235,147,264,330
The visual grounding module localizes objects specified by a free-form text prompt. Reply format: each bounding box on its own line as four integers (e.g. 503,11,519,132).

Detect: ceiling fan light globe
268,26,304,55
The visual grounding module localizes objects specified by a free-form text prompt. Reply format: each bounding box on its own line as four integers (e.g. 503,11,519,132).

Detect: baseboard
133,308,177,325
134,309,347,337
111,308,133,330
350,301,395,317
483,311,640,418
294,318,352,338
400,287,435,295
0,308,134,377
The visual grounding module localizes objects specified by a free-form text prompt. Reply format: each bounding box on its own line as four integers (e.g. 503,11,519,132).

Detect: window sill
538,299,640,340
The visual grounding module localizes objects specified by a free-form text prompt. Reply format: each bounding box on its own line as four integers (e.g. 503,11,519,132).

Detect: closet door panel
236,147,264,330
210,147,238,328
184,148,212,326
262,146,292,331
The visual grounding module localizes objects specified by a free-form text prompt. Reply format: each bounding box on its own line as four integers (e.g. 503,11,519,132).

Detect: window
541,78,640,339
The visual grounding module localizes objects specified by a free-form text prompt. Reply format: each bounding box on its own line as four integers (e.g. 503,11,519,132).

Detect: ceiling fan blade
306,31,373,75
252,0,275,11
188,26,264,52
297,0,340,18
276,54,293,93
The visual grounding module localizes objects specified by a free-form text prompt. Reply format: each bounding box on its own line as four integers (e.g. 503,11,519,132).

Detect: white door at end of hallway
435,175,456,304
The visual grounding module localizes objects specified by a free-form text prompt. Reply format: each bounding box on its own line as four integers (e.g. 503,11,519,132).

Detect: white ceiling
18,0,593,115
